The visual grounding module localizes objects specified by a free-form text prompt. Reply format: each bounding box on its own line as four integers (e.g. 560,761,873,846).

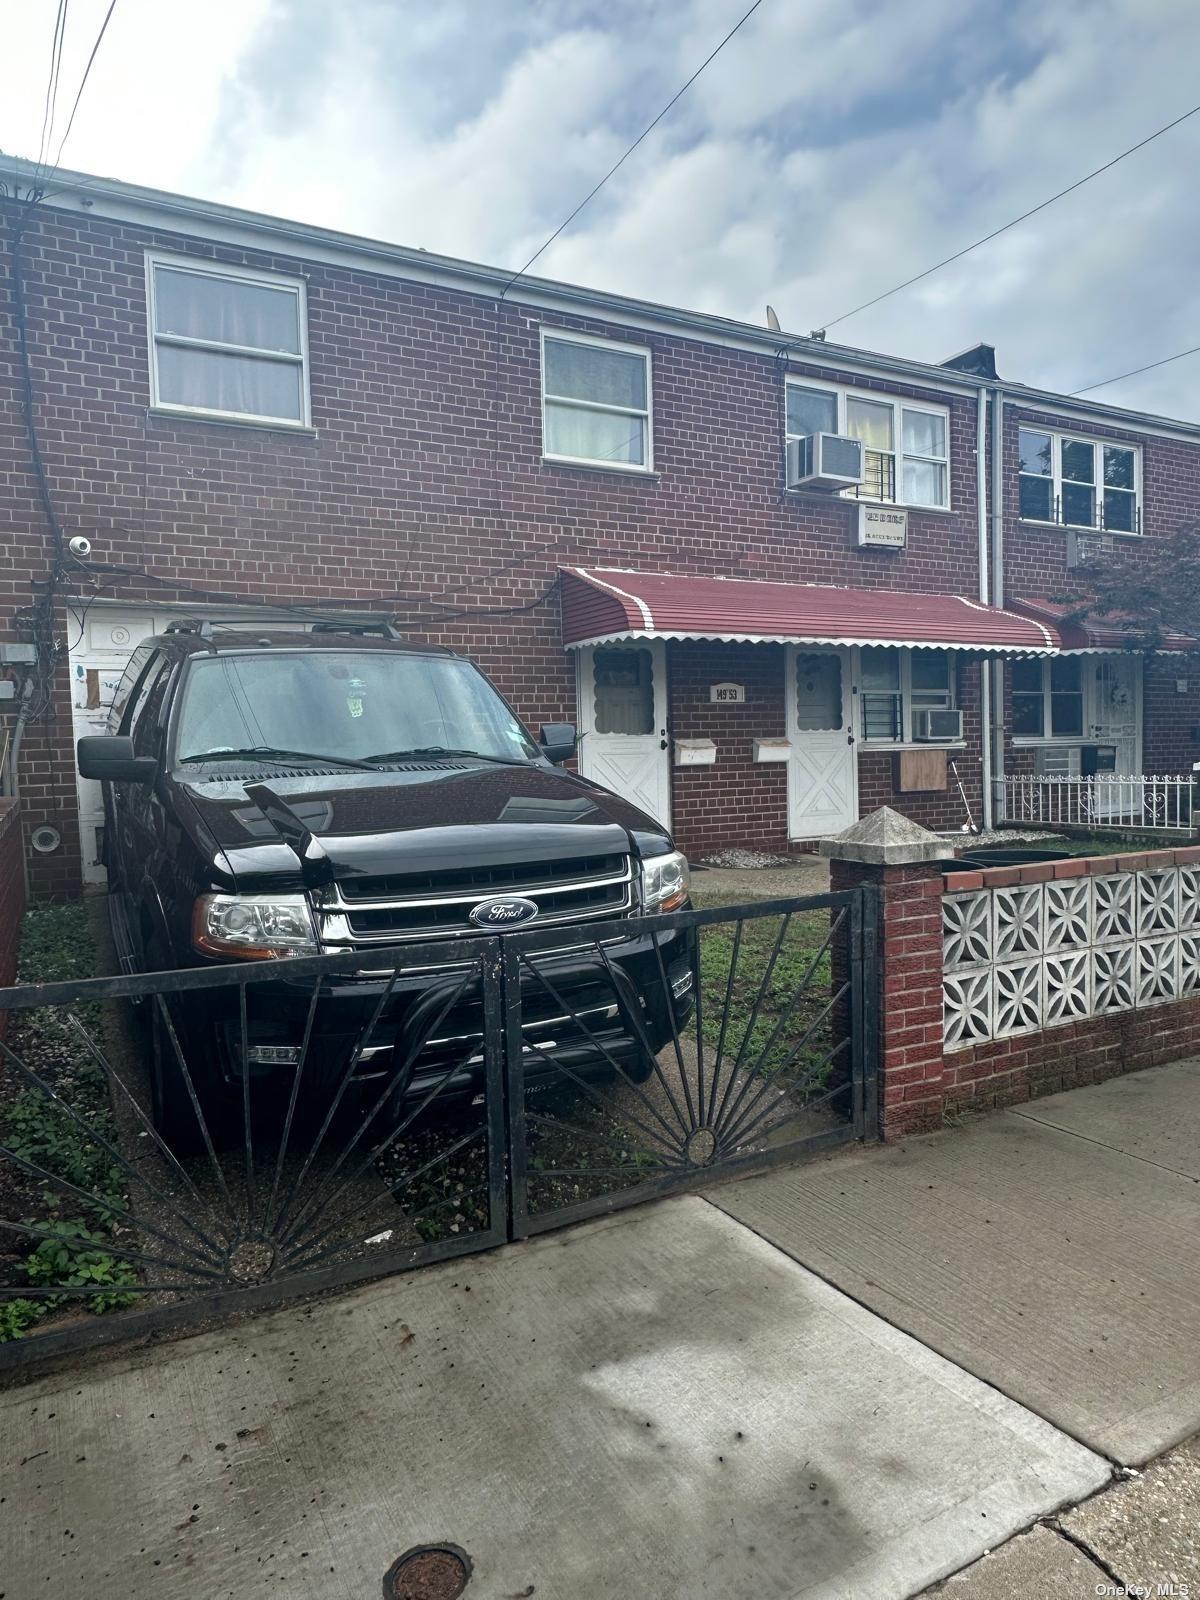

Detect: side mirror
539,723,577,765
77,735,156,784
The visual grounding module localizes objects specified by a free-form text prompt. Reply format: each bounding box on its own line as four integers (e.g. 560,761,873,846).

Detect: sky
2,0,1199,418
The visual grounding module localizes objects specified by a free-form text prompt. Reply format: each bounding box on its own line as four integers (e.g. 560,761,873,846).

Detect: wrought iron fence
0,890,875,1368
1002,773,1194,834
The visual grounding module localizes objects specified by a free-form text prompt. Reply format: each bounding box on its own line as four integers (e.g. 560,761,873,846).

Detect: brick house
1,160,1197,895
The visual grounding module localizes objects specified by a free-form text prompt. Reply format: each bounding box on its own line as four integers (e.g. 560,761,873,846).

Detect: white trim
569,567,656,631
539,328,653,473
145,251,312,429
14,161,1200,439
958,593,1057,651
785,378,951,510
1016,425,1141,535
564,628,1051,653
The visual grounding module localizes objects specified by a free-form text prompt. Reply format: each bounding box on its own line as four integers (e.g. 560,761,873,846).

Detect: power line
35,0,70,176
795,101,1200,342
1070,342,1200,396
52,0,119,169
498,0,766,298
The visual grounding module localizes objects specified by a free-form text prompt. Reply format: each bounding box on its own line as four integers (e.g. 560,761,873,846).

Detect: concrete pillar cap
818,806,956,866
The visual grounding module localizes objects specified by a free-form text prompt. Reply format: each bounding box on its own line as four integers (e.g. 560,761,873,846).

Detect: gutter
976,388,993,829
990,387,1007,819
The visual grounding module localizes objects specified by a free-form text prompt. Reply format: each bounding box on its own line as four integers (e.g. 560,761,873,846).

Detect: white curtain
157,345,302,419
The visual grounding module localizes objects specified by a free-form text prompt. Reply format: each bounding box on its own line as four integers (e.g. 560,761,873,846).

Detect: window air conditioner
913,707,963,742
786,433,865,491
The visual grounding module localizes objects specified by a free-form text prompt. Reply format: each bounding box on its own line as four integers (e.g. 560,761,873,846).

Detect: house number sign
709,682,746,704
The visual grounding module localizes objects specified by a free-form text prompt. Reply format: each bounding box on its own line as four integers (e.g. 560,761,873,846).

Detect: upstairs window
1018,428,1139,533
147,255,310,427
786,382,950,509
541,331,652,471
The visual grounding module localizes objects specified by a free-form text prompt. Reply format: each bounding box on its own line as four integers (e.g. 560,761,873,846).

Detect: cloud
2,0,1199,417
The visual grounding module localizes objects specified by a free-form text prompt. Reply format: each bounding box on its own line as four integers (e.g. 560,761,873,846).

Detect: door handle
660,738,668,751
846,734,855,745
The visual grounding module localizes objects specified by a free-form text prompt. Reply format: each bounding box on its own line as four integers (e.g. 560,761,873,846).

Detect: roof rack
309,618,407,639
163,618,214,638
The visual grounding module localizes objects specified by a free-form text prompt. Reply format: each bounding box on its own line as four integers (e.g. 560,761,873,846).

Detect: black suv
77,622,692,1143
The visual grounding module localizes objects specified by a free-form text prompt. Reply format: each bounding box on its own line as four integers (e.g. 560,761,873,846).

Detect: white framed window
785,380,950,509
1010,657,1085,739
859,647,955,742
1017,428,1140,534
146,254,310,428
541,329,652,472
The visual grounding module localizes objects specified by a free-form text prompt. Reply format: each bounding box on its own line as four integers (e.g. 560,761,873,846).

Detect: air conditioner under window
913,707,963,742
786,433,865,491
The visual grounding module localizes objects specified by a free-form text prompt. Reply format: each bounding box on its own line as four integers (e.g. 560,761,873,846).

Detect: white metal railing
1002,773,1195,833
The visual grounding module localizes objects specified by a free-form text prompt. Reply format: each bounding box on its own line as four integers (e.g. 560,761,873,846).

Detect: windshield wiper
365,745,533,767
178,746,377,771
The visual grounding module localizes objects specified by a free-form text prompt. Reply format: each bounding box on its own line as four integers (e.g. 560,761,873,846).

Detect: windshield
173,651,540,765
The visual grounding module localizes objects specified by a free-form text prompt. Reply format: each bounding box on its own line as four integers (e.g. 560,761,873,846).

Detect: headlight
640,850,690,913
192,893,318,960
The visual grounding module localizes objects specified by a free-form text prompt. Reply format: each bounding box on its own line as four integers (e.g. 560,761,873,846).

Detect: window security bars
1002,773,1194,833
0,893,874,1367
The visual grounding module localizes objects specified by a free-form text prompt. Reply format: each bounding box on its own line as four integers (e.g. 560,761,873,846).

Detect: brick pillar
822,807,951,1139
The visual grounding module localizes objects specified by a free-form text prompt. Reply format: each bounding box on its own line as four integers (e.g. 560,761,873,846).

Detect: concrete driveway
710,1058,1200,1466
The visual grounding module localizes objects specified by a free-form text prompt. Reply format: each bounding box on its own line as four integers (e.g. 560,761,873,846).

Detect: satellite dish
765,304,781,331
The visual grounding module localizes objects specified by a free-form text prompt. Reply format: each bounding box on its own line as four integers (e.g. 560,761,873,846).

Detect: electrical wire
51,0,119,170
498,0,766,298
1069,342,1200,396
34,0,70,178
784,101,1200,346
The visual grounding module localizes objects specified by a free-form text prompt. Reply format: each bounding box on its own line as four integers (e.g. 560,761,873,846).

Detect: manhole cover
383,1544,472,1600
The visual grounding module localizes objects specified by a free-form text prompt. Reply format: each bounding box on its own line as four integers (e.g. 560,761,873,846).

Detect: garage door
68,608,180,884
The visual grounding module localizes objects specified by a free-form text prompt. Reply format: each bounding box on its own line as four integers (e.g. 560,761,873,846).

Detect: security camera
68,536,92,558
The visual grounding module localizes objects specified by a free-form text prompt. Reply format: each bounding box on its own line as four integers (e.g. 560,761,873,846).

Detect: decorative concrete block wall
825,809,1200,1137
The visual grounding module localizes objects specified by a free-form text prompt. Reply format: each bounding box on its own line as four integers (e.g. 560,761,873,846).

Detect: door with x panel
577,640,671,829
787,647,858,838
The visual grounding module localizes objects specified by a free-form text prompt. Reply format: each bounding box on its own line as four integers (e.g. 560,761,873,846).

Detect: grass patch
694,906,835,1081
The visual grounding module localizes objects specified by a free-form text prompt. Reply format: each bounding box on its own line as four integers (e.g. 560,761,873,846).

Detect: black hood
173,760,673,890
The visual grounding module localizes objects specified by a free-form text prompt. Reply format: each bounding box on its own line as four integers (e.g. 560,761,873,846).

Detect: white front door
68,606,176,884
786,647,858,838
1089,656,1141,775
577,640,671,828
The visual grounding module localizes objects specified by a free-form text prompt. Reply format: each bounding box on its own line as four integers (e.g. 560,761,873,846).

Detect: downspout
990,386,1006,820
976,386,993,829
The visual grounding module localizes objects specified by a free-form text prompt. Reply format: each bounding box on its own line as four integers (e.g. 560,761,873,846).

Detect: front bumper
185,925,696,1105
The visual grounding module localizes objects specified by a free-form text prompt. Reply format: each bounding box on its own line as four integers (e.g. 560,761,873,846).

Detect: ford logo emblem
468,896,540,929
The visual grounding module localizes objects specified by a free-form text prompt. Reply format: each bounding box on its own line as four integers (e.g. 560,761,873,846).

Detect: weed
0,1298,45,1342
21,1219,137,1314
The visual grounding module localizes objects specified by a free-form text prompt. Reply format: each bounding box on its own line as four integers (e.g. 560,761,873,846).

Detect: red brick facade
1,177,1198,895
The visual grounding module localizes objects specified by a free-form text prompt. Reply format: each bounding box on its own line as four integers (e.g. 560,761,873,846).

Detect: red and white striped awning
1010,597,1196,654
560,567,1058,653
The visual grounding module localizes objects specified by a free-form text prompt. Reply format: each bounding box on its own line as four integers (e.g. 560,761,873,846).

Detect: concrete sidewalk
709,1058,1200,1467
0,1197,1105,1600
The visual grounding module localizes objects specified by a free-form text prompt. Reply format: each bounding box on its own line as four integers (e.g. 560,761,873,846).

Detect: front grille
315,854,635,946
339,853,625,902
